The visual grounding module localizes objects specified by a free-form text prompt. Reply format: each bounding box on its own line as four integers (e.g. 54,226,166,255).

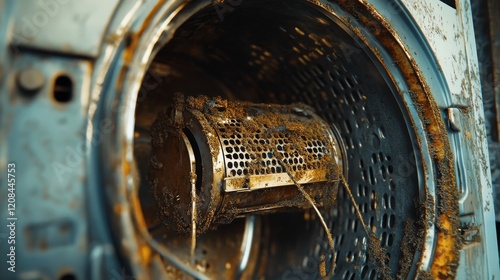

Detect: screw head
17,68,45,93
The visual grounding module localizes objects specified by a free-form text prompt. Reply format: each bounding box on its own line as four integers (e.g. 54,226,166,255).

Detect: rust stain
123,0,166,64
114,66,128,99
130,186,152,265
114,203,124,214
123,160,131,175
330,0,460,278
432,216,457,278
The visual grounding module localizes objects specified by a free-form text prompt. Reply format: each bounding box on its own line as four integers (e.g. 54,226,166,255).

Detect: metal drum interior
133,0,428,279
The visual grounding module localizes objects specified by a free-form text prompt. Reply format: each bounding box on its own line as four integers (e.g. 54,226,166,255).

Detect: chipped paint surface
400,0,468,105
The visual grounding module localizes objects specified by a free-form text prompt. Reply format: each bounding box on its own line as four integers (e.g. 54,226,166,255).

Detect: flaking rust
149,95,347,234
331,0,461,278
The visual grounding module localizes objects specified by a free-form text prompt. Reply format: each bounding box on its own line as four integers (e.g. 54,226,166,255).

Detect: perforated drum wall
142,1,423,278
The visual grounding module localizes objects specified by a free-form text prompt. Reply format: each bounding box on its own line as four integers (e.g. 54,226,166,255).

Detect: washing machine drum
132,1,459,279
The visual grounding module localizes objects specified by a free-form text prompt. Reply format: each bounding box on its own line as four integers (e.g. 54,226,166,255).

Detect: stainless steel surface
236,215,255,278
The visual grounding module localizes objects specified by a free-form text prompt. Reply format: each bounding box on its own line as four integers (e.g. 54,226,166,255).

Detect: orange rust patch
431,214,458,279
123,0,166,64
123,161,131,175
140,244,152,265
114,203,124,214
131,187,152,265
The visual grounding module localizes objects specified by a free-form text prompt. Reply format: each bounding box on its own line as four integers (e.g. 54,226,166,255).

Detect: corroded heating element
150,96,346,233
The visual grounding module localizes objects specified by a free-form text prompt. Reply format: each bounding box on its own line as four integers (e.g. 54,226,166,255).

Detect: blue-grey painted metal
11,0,120,57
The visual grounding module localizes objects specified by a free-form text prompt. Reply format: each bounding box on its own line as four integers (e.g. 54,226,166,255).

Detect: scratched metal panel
399,0,471,106
389,0,500,279
11,0,120,57
0,54,92,279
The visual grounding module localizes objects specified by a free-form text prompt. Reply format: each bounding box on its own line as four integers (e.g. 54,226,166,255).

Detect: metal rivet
17,68,45,94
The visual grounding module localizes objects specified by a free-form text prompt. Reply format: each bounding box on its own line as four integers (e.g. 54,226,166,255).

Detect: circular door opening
127,0,447,279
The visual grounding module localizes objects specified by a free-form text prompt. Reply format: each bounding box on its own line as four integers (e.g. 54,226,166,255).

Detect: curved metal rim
96,0,261,279
306,1,435,277
324,0,459,278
